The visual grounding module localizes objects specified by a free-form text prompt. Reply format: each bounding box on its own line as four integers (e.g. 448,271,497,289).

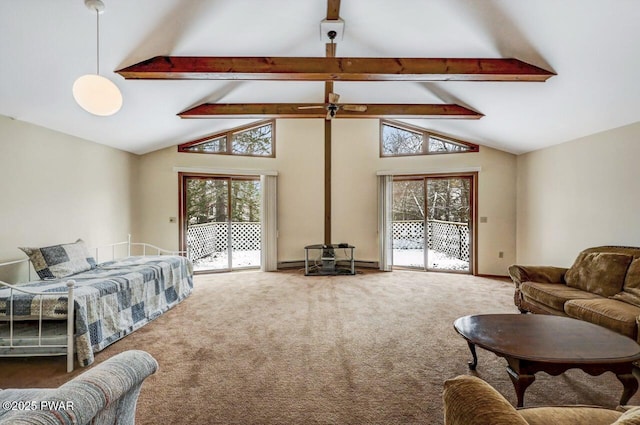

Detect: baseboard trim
277,260,305,269
476,273,510,280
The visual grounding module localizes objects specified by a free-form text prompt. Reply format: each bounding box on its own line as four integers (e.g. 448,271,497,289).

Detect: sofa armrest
443,375,529,425
508,265,568,288
0,350,158,425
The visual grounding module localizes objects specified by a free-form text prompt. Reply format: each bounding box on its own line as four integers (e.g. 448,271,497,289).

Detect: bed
0,236,193,372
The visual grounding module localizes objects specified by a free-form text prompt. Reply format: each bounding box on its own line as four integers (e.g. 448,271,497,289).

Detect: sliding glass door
392,175,474,273
181,175,261,272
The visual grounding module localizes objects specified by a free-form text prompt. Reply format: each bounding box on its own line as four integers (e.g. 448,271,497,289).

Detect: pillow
623,258,640,290
19,239,96,279
564,252,633,297
611,259,640,307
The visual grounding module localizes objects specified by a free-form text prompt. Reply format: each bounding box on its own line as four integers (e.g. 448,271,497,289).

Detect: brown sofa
443,375,640,425
509,246,640,342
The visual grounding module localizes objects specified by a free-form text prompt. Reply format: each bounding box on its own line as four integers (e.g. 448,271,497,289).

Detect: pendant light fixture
72,0,122,116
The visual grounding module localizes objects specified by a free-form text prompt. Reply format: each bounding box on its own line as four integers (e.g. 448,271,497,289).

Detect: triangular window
380,120,478,157
179,120,275,157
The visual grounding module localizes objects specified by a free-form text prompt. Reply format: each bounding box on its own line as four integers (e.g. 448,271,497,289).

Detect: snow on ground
193,250,260,271
393,249,469,271
193,249,467,271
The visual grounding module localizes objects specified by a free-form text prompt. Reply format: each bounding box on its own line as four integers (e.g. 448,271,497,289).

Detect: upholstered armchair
443,375,640,425
0,350,158,425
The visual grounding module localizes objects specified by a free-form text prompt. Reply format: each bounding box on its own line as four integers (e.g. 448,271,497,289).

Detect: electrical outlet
480,217,488,223
498,251,504,258
169,217,176,223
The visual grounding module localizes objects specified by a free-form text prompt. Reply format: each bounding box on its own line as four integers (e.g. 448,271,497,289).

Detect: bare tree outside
392,180,425,221
382,122,474,156
382,125,423,155
232,124,272,156
427,178,470,223
179,121,274,157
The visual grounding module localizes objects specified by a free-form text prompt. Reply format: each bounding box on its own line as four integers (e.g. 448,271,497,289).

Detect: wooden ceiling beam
116,56,554,82
178,103,483,119
326,0,341,20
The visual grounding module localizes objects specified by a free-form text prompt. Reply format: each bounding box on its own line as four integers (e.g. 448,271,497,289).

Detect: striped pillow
20,239,96,279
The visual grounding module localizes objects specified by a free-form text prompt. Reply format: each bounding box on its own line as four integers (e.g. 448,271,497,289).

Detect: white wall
138,119,517,275
516,121,640,267
0,115,137,268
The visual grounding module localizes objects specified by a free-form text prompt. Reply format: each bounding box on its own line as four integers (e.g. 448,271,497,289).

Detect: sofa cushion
520,282,602,312
611,259,640,308
564,252,633,297
623,258,640,290
564,298,640,339
520,406,622,425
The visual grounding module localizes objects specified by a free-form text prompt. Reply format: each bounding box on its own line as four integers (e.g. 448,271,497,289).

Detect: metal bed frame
0,235,183,372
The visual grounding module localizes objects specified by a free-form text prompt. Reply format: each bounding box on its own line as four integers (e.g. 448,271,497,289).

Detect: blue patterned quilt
0,255,193,366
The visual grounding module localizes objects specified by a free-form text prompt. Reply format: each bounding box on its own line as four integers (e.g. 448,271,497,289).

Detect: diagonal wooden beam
116,56,554,82
177,103,483,119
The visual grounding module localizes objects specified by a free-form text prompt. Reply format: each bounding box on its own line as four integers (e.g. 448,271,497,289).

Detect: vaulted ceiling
1,0,639,155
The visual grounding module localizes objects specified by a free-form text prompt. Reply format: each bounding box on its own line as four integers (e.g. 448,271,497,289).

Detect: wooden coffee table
453,314,640,407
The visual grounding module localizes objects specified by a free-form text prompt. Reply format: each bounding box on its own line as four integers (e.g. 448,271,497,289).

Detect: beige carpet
2,270,639,424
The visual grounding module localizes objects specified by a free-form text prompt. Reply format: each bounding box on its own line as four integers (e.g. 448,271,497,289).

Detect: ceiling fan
297,92,366,120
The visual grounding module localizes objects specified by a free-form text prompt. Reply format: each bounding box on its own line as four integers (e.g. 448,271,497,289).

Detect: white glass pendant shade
73,74,122,116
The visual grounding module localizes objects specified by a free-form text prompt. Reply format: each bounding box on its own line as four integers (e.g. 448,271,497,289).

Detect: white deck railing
392,220,470,261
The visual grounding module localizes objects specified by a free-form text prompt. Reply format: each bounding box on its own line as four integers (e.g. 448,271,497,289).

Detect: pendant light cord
96,7,100,75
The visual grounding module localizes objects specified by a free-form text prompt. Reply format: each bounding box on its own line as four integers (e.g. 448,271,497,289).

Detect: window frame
178,120,276,158
379,120,479,157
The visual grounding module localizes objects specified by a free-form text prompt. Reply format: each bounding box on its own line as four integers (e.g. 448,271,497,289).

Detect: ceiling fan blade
297,105,326,110
342,104,367,112
328,92,340,103
179,103,483,119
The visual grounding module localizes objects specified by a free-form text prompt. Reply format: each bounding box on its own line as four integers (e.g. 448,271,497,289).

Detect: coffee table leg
506,362,535,408
617,373,639,405
467,341,478,370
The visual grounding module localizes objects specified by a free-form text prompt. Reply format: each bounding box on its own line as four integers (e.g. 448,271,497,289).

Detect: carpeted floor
2,269,639,424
